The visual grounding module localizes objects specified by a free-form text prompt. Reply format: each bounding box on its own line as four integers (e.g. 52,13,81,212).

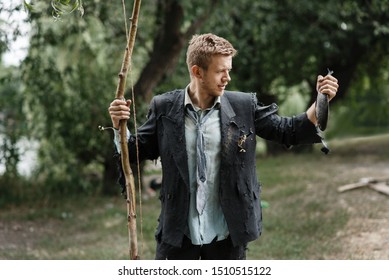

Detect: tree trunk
133,1,184,104
132,0,219,104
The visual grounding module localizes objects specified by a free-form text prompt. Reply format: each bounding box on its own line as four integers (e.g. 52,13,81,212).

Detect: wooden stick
115,0,142,260
337,177,375,192
337,176,389,193
369,182,389,196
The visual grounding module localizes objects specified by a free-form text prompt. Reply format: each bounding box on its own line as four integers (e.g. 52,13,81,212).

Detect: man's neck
188,82,215,110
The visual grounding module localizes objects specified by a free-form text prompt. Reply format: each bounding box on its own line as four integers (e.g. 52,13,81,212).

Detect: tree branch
115,0,142,260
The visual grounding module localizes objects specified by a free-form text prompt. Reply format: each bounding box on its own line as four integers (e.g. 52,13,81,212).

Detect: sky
1,1,31,66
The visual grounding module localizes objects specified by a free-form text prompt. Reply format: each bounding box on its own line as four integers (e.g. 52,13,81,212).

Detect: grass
252,154,350,259
1,133,389,260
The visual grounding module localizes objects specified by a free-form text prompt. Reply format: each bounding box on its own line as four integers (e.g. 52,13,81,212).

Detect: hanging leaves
23,0,84,19
51,0,84,19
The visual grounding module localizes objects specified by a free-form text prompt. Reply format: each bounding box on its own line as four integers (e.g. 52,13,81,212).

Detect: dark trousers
155,235,247,260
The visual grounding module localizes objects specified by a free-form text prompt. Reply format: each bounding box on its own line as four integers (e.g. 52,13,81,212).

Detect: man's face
199,54,232,97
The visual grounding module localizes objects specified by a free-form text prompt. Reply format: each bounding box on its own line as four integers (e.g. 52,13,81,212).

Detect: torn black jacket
120,89,321,247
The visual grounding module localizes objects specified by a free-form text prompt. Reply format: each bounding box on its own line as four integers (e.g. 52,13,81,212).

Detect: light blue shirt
184,87,229,245
114,87,229,245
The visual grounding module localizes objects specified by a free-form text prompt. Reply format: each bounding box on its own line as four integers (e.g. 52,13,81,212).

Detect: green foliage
207,0,389,92
24,0,84,20
329,55,389,137
353,48,389,127
21,1,129,194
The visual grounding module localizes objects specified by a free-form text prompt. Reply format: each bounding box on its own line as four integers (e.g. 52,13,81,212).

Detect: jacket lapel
220,93,240,161
221,93,236,122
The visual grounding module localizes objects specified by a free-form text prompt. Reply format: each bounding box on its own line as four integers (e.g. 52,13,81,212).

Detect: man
108,33,338,259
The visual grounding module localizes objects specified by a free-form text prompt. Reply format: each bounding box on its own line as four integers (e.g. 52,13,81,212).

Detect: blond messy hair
186,33,237,73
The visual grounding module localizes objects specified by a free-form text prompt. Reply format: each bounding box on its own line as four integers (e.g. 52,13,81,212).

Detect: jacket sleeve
114,97,160,196
254,99,322,147
127,97,160,162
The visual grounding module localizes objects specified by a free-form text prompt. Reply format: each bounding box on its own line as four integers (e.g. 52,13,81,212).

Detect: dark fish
315,69,333,131
316,92,329,130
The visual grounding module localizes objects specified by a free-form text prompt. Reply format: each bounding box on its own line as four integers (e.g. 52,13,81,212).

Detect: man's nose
223,72,231,82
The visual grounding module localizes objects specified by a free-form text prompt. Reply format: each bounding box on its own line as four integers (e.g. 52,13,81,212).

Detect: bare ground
324,159,389,259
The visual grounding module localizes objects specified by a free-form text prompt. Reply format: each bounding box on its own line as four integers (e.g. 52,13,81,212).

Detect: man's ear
191,65,203,79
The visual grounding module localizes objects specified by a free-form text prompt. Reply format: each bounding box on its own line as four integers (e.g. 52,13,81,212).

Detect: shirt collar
184,85,221,111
